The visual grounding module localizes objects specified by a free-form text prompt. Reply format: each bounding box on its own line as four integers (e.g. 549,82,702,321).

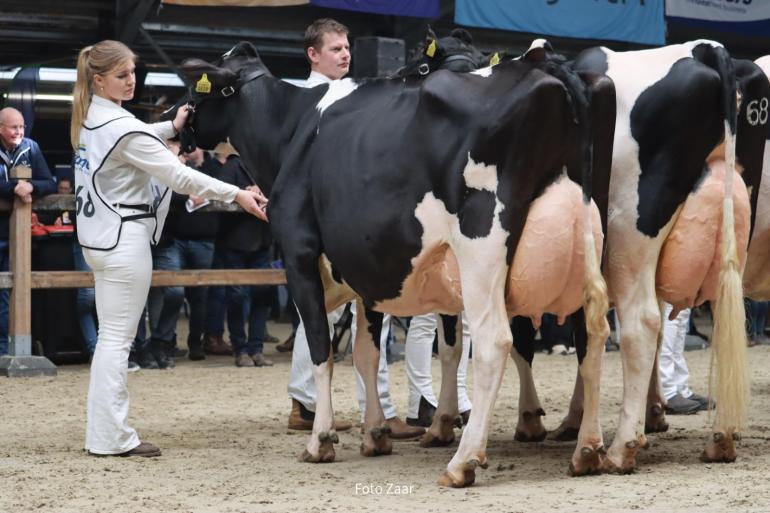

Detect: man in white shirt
286,18,424,439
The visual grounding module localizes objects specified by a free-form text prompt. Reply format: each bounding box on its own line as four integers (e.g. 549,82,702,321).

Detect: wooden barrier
0,192,286,376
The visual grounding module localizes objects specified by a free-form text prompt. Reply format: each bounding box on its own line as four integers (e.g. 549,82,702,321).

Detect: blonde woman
71,40,267,457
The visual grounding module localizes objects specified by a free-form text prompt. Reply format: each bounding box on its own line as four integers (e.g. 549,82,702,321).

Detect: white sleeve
115,133,239,203
148,120,177,140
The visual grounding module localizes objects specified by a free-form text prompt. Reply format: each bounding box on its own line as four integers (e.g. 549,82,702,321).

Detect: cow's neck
229,77,327,195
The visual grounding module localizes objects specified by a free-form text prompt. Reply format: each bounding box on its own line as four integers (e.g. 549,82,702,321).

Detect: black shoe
688,392,715,411
406,396,436,427
665,393,701,415
150,339,171,369
137,348,159,370
187,336,206,361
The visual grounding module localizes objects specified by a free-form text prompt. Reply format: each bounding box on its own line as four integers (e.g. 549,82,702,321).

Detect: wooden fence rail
0,187,286,376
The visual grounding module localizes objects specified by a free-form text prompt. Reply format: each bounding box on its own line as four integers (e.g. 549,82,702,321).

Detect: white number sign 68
747,97,769,126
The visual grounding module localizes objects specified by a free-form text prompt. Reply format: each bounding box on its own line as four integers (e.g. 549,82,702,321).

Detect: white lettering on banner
666,0,770,21
546,0,648,5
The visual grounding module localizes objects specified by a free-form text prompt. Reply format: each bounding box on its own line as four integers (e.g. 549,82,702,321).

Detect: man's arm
26,140,56,196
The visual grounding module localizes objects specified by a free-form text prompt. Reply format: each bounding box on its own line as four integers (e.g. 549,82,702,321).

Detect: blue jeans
747,299,769,338
223,247,273,356
73,240,98,354
205,246,226,336
148,239,215,345
0,240,8,355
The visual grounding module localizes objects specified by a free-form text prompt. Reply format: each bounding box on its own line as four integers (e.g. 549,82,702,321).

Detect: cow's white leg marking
421,315,462,448
352,298,392,457
302,354,337,463
510,348,547,442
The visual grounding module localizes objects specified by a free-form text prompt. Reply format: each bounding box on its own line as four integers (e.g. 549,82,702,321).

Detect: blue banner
310,0,439,18
666,0,770,36
455,0,665,46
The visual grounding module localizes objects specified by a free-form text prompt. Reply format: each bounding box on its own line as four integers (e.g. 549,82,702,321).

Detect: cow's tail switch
582,199,609,342
710,118,750,433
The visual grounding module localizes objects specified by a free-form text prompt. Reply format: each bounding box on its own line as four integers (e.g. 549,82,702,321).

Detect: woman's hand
235,189,269,222
172,104,192,134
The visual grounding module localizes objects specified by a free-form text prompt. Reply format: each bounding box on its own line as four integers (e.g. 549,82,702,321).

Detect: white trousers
659,303,693,401
84,220,153,454
405,313,472,417
287,303,396,419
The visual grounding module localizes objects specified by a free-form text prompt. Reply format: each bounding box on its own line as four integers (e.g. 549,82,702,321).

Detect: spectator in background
217,149,274,367
0,107,56,355
150,146,222,362
203,145,234,356
746,298,769,347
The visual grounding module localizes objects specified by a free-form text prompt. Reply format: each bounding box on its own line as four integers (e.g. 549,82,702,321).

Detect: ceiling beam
116,0,160,43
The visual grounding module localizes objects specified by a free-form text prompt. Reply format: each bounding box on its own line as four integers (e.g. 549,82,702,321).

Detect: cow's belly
656,159,750,310
505,176,603,327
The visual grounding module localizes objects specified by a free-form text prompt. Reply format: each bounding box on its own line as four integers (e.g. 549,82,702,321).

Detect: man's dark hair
304,18,349,54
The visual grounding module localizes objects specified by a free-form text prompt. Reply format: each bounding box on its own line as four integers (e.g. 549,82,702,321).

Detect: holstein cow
542,41,761,473
174,40,613,486
643,57,770,435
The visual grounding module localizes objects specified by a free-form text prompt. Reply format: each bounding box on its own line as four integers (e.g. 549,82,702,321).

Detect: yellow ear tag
426,39,437,58
195,73,212,94
490,52,501,67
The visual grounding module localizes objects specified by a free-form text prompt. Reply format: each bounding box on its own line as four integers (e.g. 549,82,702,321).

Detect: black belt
112,203,152,212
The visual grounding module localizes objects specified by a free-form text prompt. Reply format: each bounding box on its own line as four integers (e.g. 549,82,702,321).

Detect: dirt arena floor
3,319,770,513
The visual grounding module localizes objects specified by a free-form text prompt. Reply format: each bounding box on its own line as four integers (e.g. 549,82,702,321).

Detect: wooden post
8,164,31,356
0,165,56,377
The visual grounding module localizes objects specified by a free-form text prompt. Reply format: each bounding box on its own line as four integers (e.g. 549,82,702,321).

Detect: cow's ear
520,39,551,63
180,59,238,94
423,26,438,57
450,28,473,45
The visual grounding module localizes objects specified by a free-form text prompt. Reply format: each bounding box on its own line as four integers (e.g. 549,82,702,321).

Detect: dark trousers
222,247,273,356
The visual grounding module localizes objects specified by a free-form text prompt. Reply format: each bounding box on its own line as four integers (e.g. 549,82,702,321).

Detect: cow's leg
645,318,669,435
510,316,547,442
550,371,583,441
353,300,392,457
421,314,463,447
439,249,510,488
568,308,608,475
601,282,660,473
284,257,338,463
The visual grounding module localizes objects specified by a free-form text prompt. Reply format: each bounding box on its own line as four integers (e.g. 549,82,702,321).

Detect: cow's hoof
547,420,580,442
568,445,605,476
437,458,488,488
420,414,456,448
514,409,547,442
600,440,640,474
360,424,392,457
700,431,737,463
645,403,669,434
300,430,338,463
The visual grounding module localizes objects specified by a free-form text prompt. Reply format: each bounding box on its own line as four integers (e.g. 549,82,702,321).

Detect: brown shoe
251,353,273,367
276,334,295,353
203,334,233,356
385,416,426,440
235,353,255,367
287,398,353,431
90,441,161,458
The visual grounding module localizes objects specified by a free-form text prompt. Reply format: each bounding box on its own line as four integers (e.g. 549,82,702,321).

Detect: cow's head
393,27,487,78
162,42,271,151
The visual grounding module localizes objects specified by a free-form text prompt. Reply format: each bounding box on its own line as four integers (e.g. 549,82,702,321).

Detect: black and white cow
530,41,768,473
173,37,615,486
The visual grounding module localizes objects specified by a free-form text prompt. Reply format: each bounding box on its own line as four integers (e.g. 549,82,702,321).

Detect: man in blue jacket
0,107,56,354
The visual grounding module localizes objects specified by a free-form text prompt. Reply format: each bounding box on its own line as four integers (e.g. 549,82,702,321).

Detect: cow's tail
708,46,749,433
549,61,610,342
